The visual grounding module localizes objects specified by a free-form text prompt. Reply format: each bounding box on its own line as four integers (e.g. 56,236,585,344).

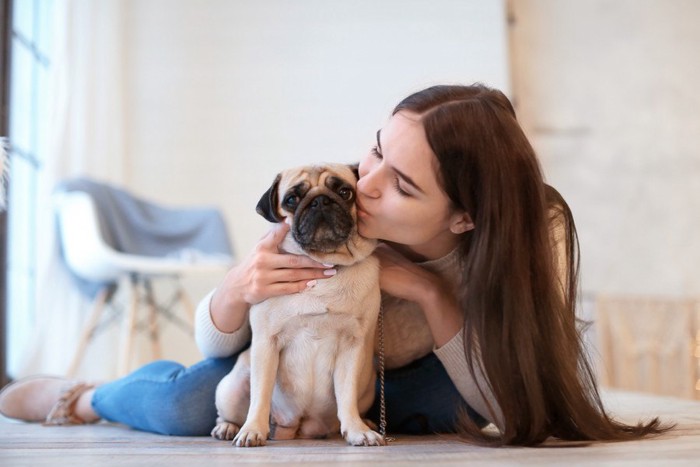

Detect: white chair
55,187,234,376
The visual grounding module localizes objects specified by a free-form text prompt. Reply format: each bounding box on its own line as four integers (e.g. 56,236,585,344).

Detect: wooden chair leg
118,275,140,376
144,278,162,361
66,285,113,377
178,284,196,329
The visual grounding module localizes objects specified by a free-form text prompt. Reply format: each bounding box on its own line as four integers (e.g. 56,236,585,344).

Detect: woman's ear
449,211,475,234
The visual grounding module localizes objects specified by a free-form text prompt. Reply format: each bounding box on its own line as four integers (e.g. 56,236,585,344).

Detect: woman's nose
357,170,380,199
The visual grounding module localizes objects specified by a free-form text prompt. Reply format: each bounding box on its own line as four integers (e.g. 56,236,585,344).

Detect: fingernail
323,269,337,277
322,263,334,268
306,280,317,289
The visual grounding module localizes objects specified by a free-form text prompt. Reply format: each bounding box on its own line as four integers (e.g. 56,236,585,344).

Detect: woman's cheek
390,198,422,229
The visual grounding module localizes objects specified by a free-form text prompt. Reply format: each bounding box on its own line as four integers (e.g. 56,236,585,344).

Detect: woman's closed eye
392,178,410,197
371,146,411,197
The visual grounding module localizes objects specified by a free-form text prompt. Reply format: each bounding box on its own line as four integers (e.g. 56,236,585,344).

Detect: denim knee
93,357,236,436
139,381,220,436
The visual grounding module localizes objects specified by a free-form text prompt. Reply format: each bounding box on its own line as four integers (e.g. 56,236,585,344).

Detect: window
0,0,10,386
5,0,53,376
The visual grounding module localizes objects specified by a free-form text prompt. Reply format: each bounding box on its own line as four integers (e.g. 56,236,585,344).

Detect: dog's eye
338,187,353,201
284,195,299,208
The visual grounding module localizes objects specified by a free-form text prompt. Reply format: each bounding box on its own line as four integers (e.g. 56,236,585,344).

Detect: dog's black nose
309,195,331,209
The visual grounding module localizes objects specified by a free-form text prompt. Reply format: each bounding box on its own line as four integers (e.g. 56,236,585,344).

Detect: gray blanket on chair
57,177,234,297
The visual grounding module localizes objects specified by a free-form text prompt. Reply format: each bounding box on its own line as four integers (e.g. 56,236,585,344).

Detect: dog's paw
362,418,379,431
342,423,386,446
233,423,269,447
211,421,241,441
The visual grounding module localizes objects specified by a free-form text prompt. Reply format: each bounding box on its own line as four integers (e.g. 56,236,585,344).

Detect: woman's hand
209,223,335,333
374,243,464,347
374,243,446,304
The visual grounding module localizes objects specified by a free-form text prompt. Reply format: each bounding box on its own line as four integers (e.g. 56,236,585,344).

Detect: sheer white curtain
13,0,127,380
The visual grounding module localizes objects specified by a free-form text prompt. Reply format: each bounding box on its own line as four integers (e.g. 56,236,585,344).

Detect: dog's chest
250,258,379,342
261,289,367,349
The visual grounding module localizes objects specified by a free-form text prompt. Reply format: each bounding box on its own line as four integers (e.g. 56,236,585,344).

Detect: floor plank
1,390,698,466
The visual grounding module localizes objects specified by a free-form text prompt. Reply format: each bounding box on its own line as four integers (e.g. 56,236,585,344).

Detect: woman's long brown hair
394,84,671,446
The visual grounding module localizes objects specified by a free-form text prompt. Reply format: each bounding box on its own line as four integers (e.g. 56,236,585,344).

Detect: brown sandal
43,382,96,426
0,376,97,425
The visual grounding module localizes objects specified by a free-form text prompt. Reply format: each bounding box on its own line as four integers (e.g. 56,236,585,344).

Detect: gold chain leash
695,329,700,394
378,304,395,443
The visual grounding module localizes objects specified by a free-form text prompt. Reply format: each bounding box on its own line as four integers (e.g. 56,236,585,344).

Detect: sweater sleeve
434,330,504,431
194,289,252,358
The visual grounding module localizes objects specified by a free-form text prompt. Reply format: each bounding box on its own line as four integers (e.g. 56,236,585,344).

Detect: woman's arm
195,289,252,358
374,243,503,429
194,222,335,357
433,330,504,430
373,244,463,347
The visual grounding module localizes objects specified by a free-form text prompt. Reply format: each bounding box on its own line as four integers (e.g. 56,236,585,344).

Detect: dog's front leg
334,342,386,446
212,349,252,440
233,338,279,447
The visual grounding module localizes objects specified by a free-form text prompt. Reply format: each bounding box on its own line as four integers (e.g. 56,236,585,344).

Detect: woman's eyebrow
376,129,425,194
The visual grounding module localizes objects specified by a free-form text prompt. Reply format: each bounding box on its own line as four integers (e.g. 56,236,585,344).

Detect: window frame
1,0,13,388
3,0,55,383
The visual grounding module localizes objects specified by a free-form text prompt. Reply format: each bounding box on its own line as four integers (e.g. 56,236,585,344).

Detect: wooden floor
1,390,698,466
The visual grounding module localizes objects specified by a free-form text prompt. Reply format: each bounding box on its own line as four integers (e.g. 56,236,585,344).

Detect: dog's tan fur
211,164,383,447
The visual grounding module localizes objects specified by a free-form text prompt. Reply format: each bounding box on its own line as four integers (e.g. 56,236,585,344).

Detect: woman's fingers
268,253,332,270
253,256,334,294
258,224,331,269
266,266,336,284
267,280,319,297
242,223,335,304
247,269,320,300
257,222,290,251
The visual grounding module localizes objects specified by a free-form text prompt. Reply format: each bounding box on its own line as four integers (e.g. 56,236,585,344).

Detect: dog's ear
256,174,284,223
347,163,360,181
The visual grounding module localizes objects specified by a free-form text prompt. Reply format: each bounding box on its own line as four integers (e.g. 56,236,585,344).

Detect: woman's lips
356,200,371,219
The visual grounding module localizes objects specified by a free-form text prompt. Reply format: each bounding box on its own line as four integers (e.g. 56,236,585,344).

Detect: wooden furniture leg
118,275,140,376
178,284,196,329
66,285,113,377
144,278,162,361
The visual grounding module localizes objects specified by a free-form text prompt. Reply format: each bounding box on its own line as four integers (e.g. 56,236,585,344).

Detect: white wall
122,0,510,257
510,0,700,297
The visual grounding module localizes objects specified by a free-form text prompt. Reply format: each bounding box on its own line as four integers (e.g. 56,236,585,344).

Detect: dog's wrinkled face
256,164,373,262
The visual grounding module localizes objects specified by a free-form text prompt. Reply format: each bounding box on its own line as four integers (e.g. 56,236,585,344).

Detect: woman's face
356,111,466,260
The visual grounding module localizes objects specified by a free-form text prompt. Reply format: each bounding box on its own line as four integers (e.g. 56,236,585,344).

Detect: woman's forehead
380,112,442,192
381,112,428,158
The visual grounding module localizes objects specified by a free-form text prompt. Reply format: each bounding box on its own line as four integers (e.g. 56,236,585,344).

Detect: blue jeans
93,351,485,436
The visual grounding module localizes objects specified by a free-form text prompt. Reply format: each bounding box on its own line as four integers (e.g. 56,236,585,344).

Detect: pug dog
211,163,384,447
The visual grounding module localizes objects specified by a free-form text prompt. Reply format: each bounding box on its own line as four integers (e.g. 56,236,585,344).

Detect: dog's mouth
292,195,354,253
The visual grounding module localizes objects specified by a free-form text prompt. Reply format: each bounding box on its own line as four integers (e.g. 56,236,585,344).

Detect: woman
0,84,668,445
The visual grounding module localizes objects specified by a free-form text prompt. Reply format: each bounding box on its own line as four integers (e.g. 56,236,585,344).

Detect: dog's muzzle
293,194,354,252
